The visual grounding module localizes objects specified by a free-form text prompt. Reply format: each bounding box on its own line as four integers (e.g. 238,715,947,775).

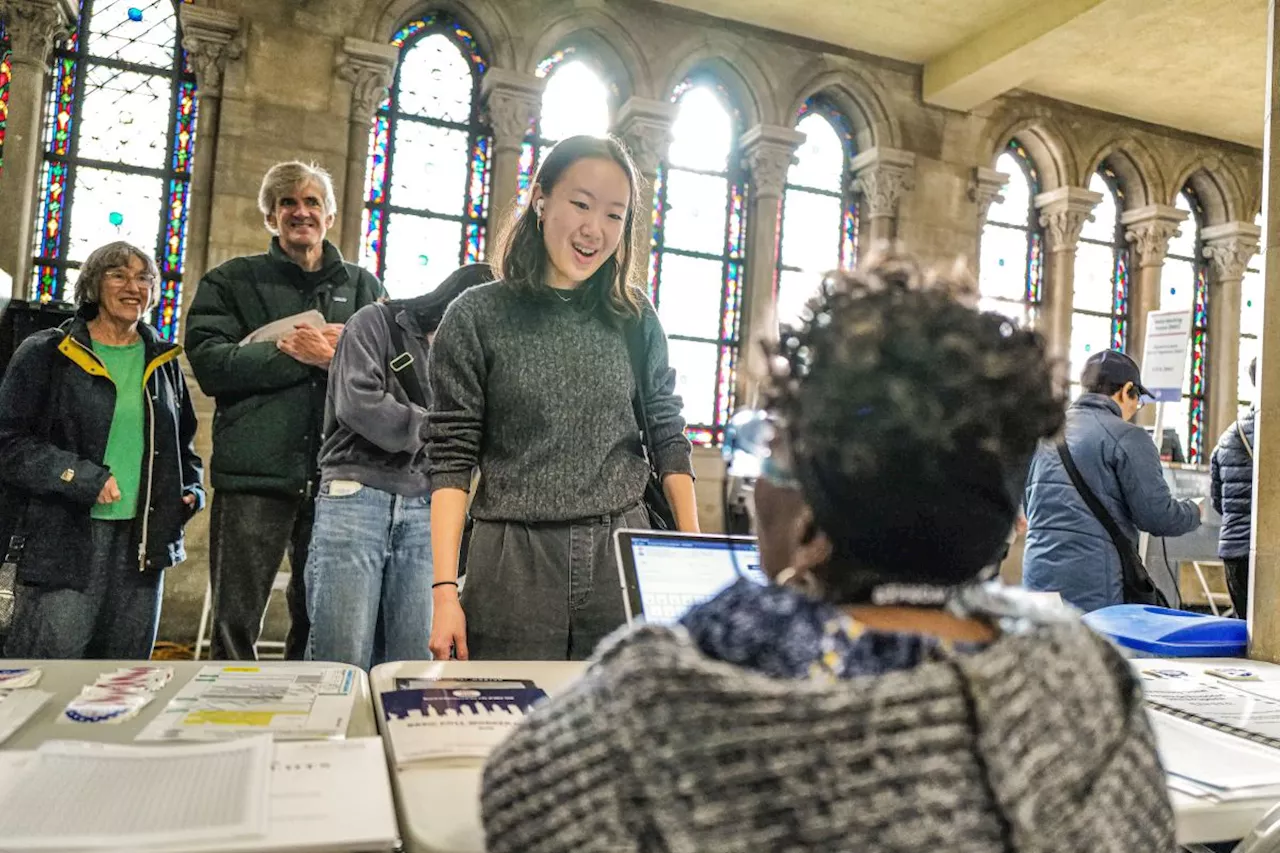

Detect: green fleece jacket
184,239,385,495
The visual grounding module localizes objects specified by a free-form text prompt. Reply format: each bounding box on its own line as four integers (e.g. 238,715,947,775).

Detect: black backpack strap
379,303,428,408
1055,440,1138,560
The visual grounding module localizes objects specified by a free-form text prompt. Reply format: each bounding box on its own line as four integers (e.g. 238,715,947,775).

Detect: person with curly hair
478,253,1175,853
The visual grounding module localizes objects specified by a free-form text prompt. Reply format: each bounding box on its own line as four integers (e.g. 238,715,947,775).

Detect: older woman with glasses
479,252,1175,853
0,241,204,659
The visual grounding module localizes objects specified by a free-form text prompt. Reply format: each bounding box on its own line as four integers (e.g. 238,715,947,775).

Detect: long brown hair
492,134,644,324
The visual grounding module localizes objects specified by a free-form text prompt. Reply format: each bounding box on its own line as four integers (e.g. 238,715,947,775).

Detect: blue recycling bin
1082,604,1248,657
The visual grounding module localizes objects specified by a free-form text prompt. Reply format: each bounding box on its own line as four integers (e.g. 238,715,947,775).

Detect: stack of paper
0,737,398,852
138,665,356,742
0,737,272,850
1155,713,1280,802
381,680,547,764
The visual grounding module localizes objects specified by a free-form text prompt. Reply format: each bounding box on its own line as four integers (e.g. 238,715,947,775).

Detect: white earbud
535,199,545,217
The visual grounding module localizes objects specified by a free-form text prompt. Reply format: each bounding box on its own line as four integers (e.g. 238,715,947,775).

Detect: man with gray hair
186,161,385,660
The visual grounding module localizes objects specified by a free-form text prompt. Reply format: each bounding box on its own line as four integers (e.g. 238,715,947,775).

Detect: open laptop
613,529,764,626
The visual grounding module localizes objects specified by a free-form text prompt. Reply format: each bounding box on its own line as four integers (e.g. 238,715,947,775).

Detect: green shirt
90,339,146,521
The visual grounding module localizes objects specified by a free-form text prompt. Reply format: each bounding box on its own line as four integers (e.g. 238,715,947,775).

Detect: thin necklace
556,291,572,302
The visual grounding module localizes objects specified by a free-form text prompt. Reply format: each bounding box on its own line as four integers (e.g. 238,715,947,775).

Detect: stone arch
981,109,1078,192
1169,155,1248,227
659,36,777,129
783,66,900,152
523,10,651,103
362,0,517,70
1083,136,1163,211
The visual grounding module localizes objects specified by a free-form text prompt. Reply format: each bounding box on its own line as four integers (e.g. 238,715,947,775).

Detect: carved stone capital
0,0,75,65
336,37,398,121
178,6,243,97
970,166,1010,226
481,69,544,151
613,97,676,178
1035,186,1103,254
850,147,916,219
1202,220,1262,283
1120,204,1190,268
739,124,805,199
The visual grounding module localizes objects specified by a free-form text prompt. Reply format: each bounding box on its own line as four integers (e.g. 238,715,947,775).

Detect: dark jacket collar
1072,392,1123,418
268,237,347,287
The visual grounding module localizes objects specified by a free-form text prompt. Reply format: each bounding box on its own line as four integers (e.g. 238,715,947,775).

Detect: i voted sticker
1206,667,1262,682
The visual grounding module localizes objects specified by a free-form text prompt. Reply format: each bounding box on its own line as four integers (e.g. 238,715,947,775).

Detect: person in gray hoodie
304,264,494,669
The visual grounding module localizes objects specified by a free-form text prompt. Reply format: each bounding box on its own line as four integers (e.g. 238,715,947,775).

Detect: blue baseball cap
1081,350,1152,399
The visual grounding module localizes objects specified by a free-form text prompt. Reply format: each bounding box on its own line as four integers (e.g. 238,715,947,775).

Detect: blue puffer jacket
1023,394,1201,612
1210,408,1256,559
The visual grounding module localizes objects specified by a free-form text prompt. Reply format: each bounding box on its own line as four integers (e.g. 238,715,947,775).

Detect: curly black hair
763,251,1066,602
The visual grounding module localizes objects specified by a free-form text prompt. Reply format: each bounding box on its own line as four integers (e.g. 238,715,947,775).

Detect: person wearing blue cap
1023,349,1202,612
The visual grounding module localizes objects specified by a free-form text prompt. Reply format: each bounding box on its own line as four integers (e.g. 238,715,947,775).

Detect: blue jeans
304,483,432,670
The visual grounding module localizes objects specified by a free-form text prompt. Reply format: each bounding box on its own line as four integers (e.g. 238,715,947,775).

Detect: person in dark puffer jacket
1210,356,1258,618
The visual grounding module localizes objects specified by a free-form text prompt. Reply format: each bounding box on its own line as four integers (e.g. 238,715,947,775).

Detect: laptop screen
618,532,764,625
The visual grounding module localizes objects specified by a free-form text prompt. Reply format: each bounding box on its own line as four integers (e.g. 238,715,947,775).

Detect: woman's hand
95,475,121,505
429,590,469,660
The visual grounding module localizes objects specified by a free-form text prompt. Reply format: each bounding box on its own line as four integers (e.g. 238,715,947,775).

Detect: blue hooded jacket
1023,394,1200,612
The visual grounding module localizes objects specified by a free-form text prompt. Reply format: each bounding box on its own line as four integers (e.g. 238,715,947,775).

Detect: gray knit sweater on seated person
481,608,1175,853
426,282,692,522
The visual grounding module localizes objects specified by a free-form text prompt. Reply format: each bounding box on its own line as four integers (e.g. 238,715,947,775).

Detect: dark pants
1225,556,1250,619
4,520,162,659
209,491,314,661
461,504,648,661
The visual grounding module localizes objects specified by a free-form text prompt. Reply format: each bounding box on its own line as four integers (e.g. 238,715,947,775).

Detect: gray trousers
461,504,648,661
4,519,163,659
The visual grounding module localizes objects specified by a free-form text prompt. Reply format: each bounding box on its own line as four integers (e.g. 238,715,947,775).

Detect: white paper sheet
239,310,326,346
1152,712,1280,792
0,690,51,744
136,665,356,742
0,737,272,850
0,738,398,853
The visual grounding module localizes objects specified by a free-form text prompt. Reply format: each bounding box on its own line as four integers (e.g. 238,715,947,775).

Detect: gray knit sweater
426,283,692,522
481,617,1175,853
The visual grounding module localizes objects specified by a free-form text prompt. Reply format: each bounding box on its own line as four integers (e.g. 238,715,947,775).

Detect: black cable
1159,537,1184,609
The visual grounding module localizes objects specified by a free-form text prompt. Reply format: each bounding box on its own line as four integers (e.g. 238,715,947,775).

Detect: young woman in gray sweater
480,253,1176,852
426,135,698,661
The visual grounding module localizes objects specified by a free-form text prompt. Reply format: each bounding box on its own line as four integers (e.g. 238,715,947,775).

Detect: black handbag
1055,440,1171,608
623,320,676,531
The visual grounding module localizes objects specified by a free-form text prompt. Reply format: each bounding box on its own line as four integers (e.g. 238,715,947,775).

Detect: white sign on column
1141,309,1194,403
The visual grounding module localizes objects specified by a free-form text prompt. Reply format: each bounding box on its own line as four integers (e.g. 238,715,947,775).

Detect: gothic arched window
775,98,857,328
979,140,1043,325
0,27,11,176
516,47,615,208
1240,213,1263,417
1068,164,1128,396
1162,187,1209,462
649,75,747,445
31,0,198,341
361,13,491,299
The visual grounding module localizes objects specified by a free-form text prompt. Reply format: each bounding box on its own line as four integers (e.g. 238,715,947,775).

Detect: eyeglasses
722,409,801,489
104,269,156,288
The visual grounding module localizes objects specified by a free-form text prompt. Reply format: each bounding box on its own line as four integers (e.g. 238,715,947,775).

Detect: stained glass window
775,98,856,328
0,24,10,177
515,47,614,209
1240,212,1263,419
1068,165,1128,398
650,76,747,446
1162,188,1208,463
361,14,490,299
979,140,1043,326
31,0,197,341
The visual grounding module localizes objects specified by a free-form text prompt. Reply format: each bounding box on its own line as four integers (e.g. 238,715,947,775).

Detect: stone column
970,166,1010,234
737,124,804,407
480,69,543,221
1034,186,1103,360
1249,0,1280,655
0,0,75,298
335,37,397,263
178,5,242,298
613,97,675,289
850,147,916,249
1120,204,1188,363
1202,221,1262,443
